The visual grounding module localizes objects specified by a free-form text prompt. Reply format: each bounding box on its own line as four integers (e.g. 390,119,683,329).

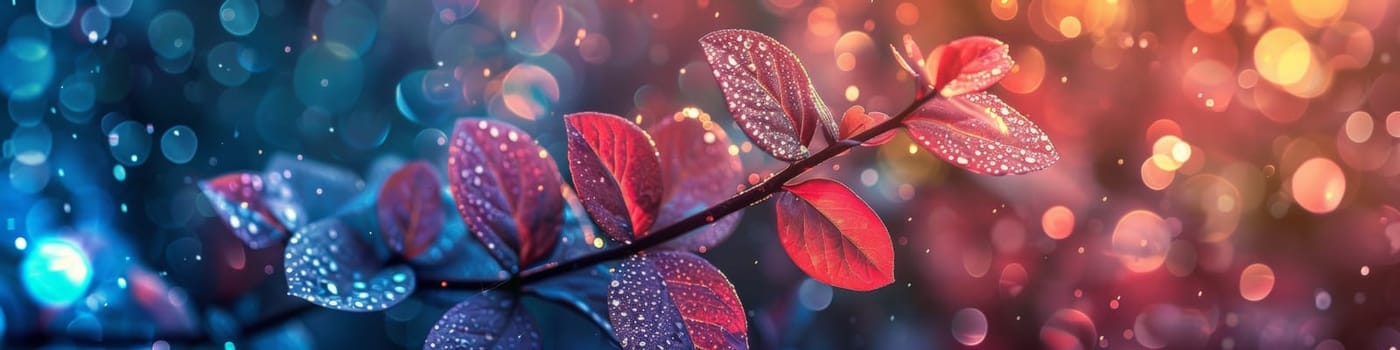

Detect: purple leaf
648,117,744,252
425,291,541,350
564,112,663,242
376,161,446,261
522,264,616,342
200,172,295,249
608,250,748,350
284,218,414,312
448,118,564,270
700,29,836,161
904,92,1059,175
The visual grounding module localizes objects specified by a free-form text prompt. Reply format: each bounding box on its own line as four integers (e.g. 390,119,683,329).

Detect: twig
513,92,937,285
10,93,937,347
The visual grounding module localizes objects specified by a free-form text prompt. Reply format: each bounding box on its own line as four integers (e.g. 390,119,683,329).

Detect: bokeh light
1239,263,1276,301
1112,210,1172,273
1291,158,1346,214
951,308,988,346
20,238,93,307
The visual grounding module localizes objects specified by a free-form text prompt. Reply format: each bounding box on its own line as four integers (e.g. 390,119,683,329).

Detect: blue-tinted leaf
200,172,297,249
649,117,744,252
284,219,414,312
448,118,564,270
417,187,503,279
201,154,366,249
377,162,446,261
521,295,621,350
609,251,748,350
425,291,541,350
523,264,616,343
263,153,365,221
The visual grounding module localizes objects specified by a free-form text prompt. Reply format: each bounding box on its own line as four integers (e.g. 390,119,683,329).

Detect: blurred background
3,0,1400,348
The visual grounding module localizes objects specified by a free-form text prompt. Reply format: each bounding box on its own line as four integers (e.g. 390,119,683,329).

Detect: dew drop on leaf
699,29,837,161
607,250,747,350
905,92,1058,175
424,291,541,350
283,219,415,312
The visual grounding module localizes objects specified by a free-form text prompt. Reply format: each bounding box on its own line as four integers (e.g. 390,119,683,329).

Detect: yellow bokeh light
1254,27,1312,86
991,0,1019,21
1058,16,1083,38
1291,0,1347,27
1001,46,1046,94
1152,135,1190,171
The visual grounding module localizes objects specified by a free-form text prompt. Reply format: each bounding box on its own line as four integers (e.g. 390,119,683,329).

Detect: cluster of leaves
200,28,1057,349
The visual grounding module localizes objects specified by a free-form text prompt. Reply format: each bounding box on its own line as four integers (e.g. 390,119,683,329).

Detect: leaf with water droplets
700,29,836,161
522,264,616,343
263,153,365,221
565,112,663,242
284,219,415,312
923,36,1013,97
776,178,894,292
837,106,896,146
904,92,1058,175
424,291,541,350
649,117,744,252
449,118,564,271
200,155,364,250
608,250,748,350
376,162,446,261
200,172,295,249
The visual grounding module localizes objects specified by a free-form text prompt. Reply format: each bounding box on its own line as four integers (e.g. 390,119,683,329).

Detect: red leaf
649,117,745,251
923,36,1012,97
565,112,663,242
904,92,1059,175
375,161,445,260
608,250,748,350
700,29,837,161
776,178,894,291
837,106,895,146
449,118,564,269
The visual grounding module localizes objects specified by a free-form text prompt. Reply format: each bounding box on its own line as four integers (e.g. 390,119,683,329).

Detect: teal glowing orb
20,238,93,306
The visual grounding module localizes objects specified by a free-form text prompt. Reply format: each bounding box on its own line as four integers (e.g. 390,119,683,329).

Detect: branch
513,93,937,285
9,94,936,348
2,302,321,348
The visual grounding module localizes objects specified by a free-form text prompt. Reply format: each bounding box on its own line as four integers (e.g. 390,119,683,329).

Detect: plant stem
8,94,936,347
514,93,937,285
